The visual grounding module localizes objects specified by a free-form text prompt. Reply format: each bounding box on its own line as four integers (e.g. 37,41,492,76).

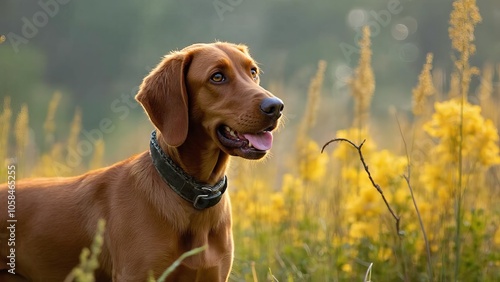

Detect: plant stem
157,245,207,282
396,116,433,281
322,138,401,235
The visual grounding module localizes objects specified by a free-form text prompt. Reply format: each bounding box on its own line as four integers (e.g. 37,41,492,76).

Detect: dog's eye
250,68,258,80
211,72,226,83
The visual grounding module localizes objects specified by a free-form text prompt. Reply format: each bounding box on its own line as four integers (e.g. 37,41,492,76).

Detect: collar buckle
149,130,228,210
193,180,226,209
193,191,221,210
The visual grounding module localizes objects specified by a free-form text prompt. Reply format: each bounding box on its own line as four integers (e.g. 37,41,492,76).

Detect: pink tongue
243,132,273,151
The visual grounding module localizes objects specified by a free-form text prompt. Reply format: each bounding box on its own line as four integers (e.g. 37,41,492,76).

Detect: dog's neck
157,131,229,185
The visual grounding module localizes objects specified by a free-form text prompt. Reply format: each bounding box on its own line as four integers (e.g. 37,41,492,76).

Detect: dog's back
0,175,104,280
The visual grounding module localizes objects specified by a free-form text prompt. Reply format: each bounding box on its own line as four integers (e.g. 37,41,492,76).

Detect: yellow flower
341,263,353,273
348,221,380,241
68,108,82,153
346,186,384,222
350,26,375,127
424,99,500,166
378,247,392,261
449,0,481,56
0,97,12,164
416,200,441,229
282,173,304,203
296,61,326,163
449,0,481,99
298,139,328,182
15,104,30,166
369,150,406,188
332,127,376,162
392,187,409,207
478,63,493,102
281,174,306,224
340,166,362,184
412,53,435,116
494,228,500,246
44,92,62,143
269,192,286,224
359,187,384,217
90,138,105,170
448,72,461,98
299,60,327,135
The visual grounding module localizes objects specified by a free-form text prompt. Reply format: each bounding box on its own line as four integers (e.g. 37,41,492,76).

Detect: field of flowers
1,0,499,281
228,1,500,281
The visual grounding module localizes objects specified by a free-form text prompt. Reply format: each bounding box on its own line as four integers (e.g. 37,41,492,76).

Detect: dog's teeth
224,126,237,137
248,141,253,148
223,126,240,139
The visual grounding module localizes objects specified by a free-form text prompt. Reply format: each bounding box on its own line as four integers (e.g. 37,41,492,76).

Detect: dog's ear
136,52,191,147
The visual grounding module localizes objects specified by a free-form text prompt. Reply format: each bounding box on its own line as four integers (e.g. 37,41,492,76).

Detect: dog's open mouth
217,125,274,159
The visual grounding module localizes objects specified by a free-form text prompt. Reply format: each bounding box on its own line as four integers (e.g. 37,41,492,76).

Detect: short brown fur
0,42,283,281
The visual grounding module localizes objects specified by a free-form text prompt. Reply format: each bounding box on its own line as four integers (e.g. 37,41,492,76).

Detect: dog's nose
260,97,284,118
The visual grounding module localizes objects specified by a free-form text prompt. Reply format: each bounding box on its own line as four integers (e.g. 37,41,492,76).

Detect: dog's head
136,42,284,160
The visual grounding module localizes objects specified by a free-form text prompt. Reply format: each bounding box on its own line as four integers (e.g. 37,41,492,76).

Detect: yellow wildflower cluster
417,99,500,240
332,127,375,162
298,139,328,183
449,0,481,99
231,164,288,230
298,60,326,137
331,127,409,243
349,26,375,128
2,0,499,280
14,104,29,166
478,64,497,123
0,97,12,172
43,91,62,145
296,61,328,183
66,219,105,282
412,53,435,116
424,99,500,166
449,0,481,57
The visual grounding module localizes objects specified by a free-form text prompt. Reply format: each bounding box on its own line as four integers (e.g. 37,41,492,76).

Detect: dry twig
321,138,401,235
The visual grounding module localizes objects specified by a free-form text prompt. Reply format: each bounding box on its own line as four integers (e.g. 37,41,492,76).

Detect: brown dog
0,42,283,281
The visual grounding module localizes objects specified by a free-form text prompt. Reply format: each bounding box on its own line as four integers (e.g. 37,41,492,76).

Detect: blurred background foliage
1,0,499,160
1,0,500,281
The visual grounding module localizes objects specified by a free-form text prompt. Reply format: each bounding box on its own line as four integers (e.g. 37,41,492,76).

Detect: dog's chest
178,228,231,270
174,206,232,269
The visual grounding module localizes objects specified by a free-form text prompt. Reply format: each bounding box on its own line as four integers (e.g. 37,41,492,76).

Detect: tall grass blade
156,245,207,282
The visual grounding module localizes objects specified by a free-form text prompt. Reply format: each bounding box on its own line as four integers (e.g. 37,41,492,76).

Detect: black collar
149,131,227,210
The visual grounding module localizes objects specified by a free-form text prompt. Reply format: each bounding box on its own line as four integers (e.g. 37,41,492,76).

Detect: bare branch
322,138,401,235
